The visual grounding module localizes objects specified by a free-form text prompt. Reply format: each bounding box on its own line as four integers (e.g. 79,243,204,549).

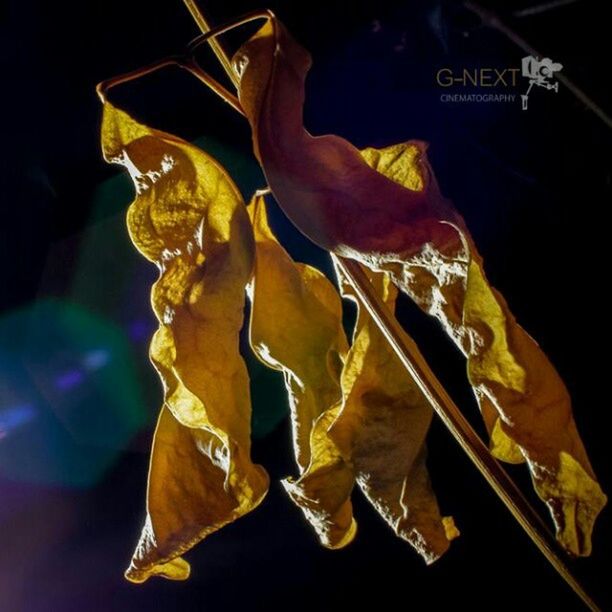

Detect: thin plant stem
183,0,240,88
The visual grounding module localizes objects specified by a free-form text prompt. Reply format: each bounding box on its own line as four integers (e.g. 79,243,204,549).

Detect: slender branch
96,55,242,115
96,9,272,111
513,0,579,19
96,57,181,103
182,60,244,115
183,0,240,88
186,9,274,58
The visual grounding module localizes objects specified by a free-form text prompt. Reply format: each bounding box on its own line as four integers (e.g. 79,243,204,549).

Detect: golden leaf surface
101,102,269,582
247,192,348,473
233,19,606,556
283,262,458,563
337,265,458,562
247,192,355,547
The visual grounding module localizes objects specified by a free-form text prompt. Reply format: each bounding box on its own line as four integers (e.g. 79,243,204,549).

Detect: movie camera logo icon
521,56,563,110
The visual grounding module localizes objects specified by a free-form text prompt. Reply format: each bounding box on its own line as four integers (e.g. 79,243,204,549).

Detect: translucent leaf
288,264,457,561
247,193,355,547
101,102,269,582
283,402,357,549
233,20,606,555
366,149,607,557
248,192,348,471
333,265,458,563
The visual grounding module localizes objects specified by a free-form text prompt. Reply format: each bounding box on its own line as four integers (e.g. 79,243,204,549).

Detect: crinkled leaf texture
249,194,456,562
247,193,355,547
287,263,458,562
336,265,459,563
101,102,269,582
233,18,606,556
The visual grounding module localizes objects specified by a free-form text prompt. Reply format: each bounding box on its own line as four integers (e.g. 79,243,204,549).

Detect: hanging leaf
291,262,458,562
232,19,606,556
247,190,349,474
337,264,459,563
247,192,355,547
101,102,269,582
362,145,606,557
283,401,357,549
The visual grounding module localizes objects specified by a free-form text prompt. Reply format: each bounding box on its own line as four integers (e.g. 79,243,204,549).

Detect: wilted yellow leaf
233,18,606,556
101,102,269,582
369,151,607,556
247,192,356,547
283,402,357,549
288,263,457,562
332,265,458,563
247,192,348,473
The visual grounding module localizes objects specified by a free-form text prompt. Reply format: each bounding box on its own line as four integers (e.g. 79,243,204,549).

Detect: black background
1,1,610,610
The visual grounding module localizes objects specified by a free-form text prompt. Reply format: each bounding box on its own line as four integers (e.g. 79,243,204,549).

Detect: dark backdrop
1,1,610,610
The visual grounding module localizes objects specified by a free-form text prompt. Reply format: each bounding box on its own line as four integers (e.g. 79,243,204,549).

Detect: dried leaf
284,265,458,561
283,402,357,549
247,192,355,547
331,264,458,563
233,19,606,555
247,192,348,472
101,102,269,582
366,150,607,557
233,19,462,257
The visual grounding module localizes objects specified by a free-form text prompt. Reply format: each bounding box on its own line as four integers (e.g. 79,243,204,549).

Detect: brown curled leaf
233,19,606,555
101,102,269,582
233,19,462,258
